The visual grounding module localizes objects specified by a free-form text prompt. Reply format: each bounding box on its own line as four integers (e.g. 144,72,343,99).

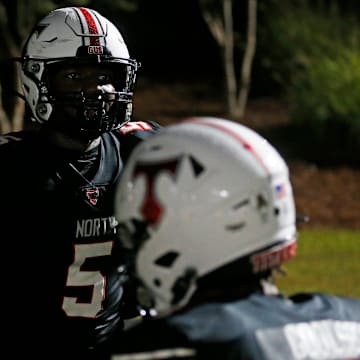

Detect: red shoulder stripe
118,122,153,135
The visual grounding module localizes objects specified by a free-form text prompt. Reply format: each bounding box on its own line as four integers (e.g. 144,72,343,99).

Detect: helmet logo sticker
88,46,103,55
133,158,180,226
275,183,287,198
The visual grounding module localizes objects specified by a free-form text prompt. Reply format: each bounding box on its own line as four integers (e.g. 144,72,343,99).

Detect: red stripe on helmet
187,118,271,175
78,7,100,46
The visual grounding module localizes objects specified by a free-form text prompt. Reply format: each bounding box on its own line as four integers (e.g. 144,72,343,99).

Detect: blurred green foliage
258,0,360,164
290,51,360,157
259,0,360,90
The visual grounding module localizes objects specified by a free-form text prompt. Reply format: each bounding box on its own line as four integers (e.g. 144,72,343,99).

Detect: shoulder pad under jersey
116,121,161,137
111,121,161,163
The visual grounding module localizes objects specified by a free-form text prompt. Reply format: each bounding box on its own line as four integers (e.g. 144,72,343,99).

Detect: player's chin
60,118,103,140
66,129,102,147
42,126,99,153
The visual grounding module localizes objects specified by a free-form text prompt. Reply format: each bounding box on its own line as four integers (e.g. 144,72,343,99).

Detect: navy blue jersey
0,121,159,358
108,293,360,360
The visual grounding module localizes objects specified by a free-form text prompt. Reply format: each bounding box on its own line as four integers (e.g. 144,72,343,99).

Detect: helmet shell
115,117,297,316
20,7,136,127
23,7,130,59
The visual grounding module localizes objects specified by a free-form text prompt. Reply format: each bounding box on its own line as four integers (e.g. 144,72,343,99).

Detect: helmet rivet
36,104,47,115
40,85,48,94
30,63,41,73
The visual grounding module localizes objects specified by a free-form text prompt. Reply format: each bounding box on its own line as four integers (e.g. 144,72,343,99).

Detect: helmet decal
77,7,102,52
275,183,287,198
133,158,180,226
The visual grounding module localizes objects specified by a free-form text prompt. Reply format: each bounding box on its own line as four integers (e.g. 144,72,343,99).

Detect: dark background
99,1,223,83
96,0,360,88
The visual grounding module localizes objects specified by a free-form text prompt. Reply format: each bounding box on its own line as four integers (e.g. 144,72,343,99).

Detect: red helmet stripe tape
78,7,100,46
187,118,271,175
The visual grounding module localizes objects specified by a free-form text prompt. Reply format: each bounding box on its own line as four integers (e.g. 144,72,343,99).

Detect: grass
277,228,360,299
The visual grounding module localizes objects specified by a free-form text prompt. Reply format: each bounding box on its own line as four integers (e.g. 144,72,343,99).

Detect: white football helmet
115,117,297,317
18,7,138,138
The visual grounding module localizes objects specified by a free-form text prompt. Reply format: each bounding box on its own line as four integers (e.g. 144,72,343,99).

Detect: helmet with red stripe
114,117,297,316
18,7,138,139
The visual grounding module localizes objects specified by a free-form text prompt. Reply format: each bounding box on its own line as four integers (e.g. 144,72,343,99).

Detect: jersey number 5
62,242,113,318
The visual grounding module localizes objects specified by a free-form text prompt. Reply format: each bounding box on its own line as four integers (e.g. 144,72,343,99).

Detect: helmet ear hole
153,278,162,287
36,103,51,118
171,268,197,306
154,251,179,267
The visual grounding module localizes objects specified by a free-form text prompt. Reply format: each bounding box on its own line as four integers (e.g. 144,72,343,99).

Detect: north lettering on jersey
76,216,118,238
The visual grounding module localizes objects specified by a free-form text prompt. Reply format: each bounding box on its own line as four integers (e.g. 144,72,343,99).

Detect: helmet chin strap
85,137,101,151
260,278,280,295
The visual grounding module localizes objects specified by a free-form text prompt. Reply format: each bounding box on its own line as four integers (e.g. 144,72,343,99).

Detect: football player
111,117,360,360
0,7,159,359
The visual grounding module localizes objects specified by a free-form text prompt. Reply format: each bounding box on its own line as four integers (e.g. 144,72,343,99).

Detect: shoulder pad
118,121,161,135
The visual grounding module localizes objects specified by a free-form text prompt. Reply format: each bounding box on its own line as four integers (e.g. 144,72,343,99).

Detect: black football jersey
108,293,360,360
0,121,160,358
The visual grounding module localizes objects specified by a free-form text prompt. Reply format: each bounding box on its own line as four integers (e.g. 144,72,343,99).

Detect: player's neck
86,137,101,151
38,127,100,156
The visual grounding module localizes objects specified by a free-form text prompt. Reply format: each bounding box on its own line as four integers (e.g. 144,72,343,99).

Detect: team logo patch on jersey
85,187,100,205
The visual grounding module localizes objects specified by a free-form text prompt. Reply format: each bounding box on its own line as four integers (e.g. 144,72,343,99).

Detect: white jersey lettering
76,216,117,238
285,320,360,359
